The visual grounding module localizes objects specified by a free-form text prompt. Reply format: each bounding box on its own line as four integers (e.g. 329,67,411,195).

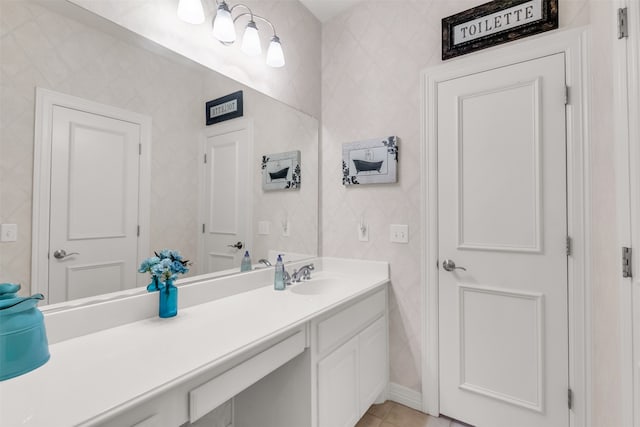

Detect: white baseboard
386,382,423,412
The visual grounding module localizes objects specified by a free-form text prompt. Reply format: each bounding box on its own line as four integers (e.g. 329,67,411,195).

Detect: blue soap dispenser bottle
274,254,285,290
240,251,252,272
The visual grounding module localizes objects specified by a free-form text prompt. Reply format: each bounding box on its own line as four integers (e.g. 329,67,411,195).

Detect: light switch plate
0,224,17,242
390,224,408,243
258,221,270,235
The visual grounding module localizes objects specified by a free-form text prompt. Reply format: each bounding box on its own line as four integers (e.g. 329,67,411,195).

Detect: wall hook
358,215,368,241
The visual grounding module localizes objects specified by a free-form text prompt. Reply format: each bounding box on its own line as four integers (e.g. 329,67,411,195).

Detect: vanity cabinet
0,258,390,427
94,289,388,427
314,289,388,427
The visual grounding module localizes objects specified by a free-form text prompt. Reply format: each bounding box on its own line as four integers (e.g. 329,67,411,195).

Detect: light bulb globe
212,3,236,43
266,36,285,68
241,21,262,56
177,0,205,24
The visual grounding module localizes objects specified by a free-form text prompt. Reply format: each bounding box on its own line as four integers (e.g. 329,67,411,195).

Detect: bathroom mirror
0,0,318,306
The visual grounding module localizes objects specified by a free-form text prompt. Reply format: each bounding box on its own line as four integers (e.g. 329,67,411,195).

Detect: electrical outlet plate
282,220,290,237
390,224,408,243
0,224,17,242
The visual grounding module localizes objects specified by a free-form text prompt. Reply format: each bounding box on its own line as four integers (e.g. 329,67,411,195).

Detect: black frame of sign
205,91,244,125
442,0,558,60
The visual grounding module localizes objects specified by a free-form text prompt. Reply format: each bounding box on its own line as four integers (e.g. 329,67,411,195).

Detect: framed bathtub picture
261,150,301,191
342,136,398,186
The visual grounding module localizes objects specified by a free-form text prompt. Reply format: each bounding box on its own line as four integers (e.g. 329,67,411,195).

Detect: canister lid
0,284,44,312
0,283,20,299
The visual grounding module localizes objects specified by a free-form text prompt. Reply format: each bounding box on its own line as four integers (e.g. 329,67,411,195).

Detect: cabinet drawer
316,289,385,356
131,414,160,427
189,329,305,423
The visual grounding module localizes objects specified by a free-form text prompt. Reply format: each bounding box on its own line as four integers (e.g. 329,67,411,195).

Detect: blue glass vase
159,279,178,318
146,276,162,292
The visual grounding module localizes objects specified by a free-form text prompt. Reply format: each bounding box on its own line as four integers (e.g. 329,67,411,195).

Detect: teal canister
0,283,50,381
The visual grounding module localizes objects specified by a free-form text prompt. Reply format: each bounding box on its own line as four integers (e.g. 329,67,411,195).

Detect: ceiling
299,0,363,23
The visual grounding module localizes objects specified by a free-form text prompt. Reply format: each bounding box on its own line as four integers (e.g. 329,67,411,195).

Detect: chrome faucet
258,259,272,267
291,263,315,282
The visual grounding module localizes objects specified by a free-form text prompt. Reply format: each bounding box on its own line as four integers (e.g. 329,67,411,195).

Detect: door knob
442,259,466,272
53,249,79,259
227,241,243,250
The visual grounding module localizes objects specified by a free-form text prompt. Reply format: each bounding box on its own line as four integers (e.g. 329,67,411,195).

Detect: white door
202,121,251,273
48,106,141,303
437,53,568,427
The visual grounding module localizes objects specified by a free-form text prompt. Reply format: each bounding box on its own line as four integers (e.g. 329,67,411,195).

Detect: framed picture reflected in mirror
261,150,301,191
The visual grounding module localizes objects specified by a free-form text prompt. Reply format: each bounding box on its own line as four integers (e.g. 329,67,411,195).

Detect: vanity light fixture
177,0,285,67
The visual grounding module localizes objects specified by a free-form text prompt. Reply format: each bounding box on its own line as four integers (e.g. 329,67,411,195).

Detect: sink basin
288,278,343,295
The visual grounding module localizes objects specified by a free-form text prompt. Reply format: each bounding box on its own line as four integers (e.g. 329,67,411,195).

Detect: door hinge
618,7,628,39
204,153,207,164
137,225,140,237
623,247,633,278
139,143,142,155
566,236,572,256
202,224,205,234
568,388,573,410
564,86,569,105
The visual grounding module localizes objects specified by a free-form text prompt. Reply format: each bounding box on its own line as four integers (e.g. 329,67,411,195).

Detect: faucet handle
291,269,300,283
283,270,292,286
304,264,314,279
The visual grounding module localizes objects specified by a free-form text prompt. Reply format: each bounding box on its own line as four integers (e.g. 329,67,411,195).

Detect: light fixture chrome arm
231,12,278,38
211,0,285,67
214,0,279,36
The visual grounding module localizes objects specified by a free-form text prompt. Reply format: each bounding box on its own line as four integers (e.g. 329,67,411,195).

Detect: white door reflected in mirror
46,104,146,304
201,120,252,273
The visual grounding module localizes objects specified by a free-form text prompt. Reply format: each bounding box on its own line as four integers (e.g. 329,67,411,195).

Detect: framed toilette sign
442,0,558,60
205,91,243,125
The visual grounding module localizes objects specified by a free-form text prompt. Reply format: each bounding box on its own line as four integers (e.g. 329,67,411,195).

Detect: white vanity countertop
0,258,388,427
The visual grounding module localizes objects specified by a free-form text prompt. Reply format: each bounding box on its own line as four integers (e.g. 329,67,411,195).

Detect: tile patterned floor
357,401,473,427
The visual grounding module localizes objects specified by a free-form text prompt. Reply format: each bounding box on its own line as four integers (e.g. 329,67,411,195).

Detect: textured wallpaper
319,0,590,395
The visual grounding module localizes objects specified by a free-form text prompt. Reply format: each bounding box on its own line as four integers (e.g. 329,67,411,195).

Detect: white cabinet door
318,335,359,427
358,316,387,410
